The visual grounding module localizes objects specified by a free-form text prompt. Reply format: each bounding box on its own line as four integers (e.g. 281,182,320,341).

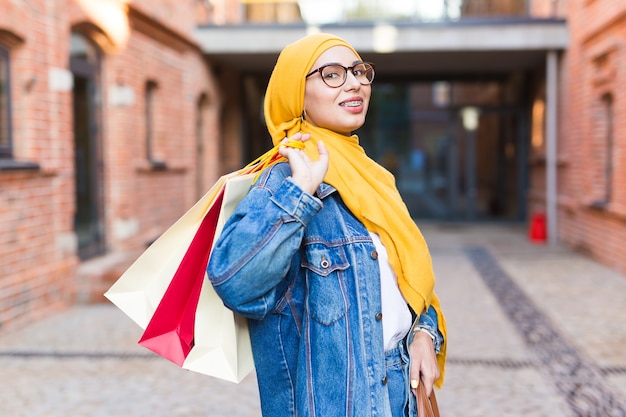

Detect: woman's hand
279,132,329,195
408,331,440,397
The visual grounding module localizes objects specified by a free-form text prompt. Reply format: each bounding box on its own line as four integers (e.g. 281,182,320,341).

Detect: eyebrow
319,60,364,67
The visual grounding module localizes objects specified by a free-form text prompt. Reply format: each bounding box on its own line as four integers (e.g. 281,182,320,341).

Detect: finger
288,132,303,142
316,140,329,166
317,140,328,156
279,134,301,152
422,376,435,397
409,356,422,380
282,144,311,165
279,142,297,159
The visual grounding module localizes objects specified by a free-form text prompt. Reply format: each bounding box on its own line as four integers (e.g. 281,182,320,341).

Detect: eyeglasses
305,62,375,88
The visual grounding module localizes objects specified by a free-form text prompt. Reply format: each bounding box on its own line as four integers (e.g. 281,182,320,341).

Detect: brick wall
549,0,626,274
0,0,220,330
0,0,76,328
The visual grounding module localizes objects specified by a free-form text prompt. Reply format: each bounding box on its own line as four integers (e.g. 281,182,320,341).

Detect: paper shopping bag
182,173,256,382
104,170,256,382
105,140,303,382
137,187,225,365
103,171,235,329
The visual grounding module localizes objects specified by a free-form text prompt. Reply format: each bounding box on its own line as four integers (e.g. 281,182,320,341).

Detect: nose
343,70,362,90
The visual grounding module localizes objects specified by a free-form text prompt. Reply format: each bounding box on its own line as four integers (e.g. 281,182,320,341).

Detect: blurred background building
0,0,624,329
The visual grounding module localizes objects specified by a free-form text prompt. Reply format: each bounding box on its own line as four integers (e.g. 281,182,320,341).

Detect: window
196,93,208,198
602,94,614,203
145,80,165,168
590,93,615,208
0,45,11,158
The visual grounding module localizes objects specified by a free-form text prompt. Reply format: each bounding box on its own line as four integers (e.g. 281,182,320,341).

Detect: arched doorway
70,32,105,259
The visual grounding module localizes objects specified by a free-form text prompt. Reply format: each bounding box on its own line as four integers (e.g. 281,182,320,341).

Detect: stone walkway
1,224,625,417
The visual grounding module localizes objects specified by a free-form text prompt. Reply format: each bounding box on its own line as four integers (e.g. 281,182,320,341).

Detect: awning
193,19,568,75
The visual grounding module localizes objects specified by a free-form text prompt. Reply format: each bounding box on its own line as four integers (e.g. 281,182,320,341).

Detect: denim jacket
208,163,442,417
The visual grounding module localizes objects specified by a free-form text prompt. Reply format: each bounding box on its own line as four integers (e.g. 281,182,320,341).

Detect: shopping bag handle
244,140,305,180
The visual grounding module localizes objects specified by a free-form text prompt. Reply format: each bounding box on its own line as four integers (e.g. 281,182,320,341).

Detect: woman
208,33,446,417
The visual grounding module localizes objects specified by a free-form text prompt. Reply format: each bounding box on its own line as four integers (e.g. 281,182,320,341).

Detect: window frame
144,80,166,169
589,92,615,209
0,44,12,159
601,93,614,204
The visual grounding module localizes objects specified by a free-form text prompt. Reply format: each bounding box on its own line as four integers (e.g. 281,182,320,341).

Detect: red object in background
529,212,547,243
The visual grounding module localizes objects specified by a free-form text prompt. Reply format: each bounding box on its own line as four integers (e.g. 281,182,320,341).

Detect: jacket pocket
301,243,350,325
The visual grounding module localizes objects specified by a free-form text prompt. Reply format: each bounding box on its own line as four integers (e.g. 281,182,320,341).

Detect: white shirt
369,232,413,352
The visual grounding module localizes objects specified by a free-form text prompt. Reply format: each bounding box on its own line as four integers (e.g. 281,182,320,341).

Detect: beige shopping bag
183,172,256,382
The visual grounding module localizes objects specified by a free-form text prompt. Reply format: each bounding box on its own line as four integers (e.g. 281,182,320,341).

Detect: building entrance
70,33,105,259
360,78,528,221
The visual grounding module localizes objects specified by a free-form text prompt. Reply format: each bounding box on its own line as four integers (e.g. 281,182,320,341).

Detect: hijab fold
264,33,447,387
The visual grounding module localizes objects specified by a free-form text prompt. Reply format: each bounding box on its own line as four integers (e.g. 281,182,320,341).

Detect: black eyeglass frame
305,61,376,88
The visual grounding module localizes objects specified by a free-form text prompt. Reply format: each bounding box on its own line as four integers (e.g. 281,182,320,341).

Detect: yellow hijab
264,33,446,387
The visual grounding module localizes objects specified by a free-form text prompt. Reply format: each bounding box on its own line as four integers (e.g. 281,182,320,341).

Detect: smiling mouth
340,100,363,107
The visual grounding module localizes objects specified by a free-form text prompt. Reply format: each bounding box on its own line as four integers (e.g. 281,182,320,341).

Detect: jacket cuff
411,306,444,354
270,178,323,225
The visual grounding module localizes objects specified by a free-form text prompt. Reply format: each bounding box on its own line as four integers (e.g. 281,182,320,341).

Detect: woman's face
304,46,371,136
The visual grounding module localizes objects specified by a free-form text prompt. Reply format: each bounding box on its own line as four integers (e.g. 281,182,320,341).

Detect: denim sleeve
411,305,444,354
207,165,322,320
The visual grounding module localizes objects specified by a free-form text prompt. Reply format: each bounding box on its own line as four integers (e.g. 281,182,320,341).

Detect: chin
347,116,367,131
337,126,363,136
349,120,366,132
326,116,367,135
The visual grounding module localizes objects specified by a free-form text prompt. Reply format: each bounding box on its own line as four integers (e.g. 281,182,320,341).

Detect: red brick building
0,0,220,328
555,0,626,274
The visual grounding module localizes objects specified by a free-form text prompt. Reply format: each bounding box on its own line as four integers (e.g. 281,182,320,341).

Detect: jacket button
371,250,378,260
382,376,388,385
375,312,383,321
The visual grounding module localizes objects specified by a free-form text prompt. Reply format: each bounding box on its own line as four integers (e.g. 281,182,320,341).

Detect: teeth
341,101,362,107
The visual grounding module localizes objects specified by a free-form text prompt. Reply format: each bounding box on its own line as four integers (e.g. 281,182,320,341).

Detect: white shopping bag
183,173,256,382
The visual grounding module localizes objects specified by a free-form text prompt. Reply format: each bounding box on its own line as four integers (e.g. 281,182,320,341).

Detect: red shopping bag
138,188,225,365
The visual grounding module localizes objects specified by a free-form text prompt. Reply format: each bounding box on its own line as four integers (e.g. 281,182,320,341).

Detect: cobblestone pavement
1,224,625,417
